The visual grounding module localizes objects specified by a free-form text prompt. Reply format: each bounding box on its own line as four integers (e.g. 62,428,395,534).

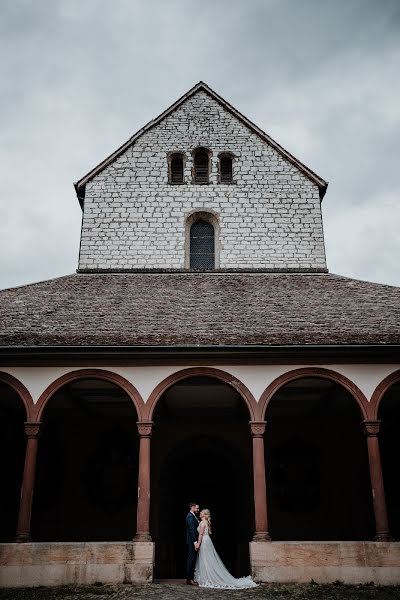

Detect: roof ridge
74,81,328,203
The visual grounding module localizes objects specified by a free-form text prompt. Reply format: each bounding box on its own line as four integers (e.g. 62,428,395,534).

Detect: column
134,421,154,542
250,421,271,541
362,420,391,541
15,422,42,542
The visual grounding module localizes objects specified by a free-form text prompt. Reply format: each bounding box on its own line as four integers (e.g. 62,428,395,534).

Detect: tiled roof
0,272,399,348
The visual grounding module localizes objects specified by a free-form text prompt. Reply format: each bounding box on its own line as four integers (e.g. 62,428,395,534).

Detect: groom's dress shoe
186,580,199,586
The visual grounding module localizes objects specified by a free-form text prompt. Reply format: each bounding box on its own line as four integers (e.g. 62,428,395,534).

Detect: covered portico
1,361,399,586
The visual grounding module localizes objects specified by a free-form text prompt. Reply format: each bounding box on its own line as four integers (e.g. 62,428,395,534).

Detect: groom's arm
187,516,198,546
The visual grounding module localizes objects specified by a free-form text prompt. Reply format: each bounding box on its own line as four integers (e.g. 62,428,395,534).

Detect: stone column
362,420,391,541
134,421,154,542
15,422,42,542
250,421,271,541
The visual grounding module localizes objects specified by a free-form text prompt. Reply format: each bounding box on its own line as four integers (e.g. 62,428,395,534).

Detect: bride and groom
186,502,257,589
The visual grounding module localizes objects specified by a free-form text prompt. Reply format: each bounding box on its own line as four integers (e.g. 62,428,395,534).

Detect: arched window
190,220,215,270
168,153,184,184
219,154,233,183
193,148,210,184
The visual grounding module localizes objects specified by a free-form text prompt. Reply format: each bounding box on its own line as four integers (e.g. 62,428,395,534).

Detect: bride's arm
197,522,206,547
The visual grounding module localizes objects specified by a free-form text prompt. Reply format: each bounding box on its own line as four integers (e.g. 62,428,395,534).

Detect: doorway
150,376,253,579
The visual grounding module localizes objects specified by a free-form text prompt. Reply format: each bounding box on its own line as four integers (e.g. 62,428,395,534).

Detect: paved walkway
0,582,398,600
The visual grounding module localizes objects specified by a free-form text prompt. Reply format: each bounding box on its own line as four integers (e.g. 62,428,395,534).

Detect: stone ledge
250,541,400,585
0,542,154,587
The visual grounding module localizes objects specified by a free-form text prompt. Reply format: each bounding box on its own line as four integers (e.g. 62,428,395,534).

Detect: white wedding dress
194,525,257,589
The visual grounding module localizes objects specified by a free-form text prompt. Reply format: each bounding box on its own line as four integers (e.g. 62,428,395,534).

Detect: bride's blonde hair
200,509,212,534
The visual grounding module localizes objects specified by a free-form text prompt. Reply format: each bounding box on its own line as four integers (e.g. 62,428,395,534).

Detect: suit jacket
186,512,199,545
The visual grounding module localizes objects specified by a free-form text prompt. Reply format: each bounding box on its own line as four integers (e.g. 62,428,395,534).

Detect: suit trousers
186,543,197,580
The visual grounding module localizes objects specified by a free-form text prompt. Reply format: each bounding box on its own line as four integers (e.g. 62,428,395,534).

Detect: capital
137,421,154,438
24,422,42,438
361,420,381,437
249,421,266,438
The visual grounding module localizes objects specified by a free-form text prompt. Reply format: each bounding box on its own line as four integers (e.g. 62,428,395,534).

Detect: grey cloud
0,0,399,289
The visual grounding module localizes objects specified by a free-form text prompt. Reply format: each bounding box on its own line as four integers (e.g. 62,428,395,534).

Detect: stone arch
144,367,257,421
370,369,400,420
0,371,34,420
192,146,212,184
259,367,369,421
260,367,374,541
33,369,145,421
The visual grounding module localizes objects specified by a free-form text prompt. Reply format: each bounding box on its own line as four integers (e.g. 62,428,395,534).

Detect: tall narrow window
169,153,184,184
219,154,233,183
193,149,210,184
190,220,215,270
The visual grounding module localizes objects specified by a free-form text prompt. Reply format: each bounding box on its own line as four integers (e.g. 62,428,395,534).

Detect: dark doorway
0,383,26,541
150,376,253,579
378,380,400,539
31,379,139,541
265,377,374,541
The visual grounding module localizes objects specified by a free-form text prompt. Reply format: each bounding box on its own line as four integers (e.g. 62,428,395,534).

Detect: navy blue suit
186,512,199,580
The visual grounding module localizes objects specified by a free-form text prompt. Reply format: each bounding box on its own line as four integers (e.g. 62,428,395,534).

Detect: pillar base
252,531,271,542
374,532,394,542
133,533,152,542
14,534,32,543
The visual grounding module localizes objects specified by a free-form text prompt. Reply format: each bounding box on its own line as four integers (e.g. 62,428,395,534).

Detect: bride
194,509,257,589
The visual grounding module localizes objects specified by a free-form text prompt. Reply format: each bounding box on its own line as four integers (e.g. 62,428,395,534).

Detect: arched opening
264,377,374,541
0,382,27,541
169,153,184,184
31,378,139,541
190,220,215,270
377,379,400,539
150,375,253,579
219,153,233,183
193,148,210,184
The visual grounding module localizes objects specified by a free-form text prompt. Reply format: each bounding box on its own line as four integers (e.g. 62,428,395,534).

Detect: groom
185,502,200,586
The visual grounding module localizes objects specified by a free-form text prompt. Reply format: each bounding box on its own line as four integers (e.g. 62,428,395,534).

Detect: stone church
1,82,400,586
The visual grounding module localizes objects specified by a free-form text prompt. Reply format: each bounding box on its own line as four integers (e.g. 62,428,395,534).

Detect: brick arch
370,369,400,420
0,371,34,420
144,367,257,421
33,369,145,421
259,367,369,421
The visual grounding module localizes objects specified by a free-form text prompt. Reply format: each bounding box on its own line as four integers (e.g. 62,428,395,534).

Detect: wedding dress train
194,526,257,589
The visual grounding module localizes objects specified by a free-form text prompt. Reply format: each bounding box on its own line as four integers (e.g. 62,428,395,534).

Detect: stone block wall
78,91,326,270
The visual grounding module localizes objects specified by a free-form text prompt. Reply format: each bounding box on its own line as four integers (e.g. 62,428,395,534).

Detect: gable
74,82,328,206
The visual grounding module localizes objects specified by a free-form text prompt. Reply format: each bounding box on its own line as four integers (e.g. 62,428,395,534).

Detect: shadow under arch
31,370,144,542
373,370,400,539
259,367,369,421
144,367,257,421
370,369,400,420
0,371,34,420
0,372,32,541
260,367,374,541
34,368,145,421
152,434,253,579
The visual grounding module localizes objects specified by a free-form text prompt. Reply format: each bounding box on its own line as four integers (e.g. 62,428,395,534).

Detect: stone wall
0,542,154,587
250,541,400,585
78,91,326,270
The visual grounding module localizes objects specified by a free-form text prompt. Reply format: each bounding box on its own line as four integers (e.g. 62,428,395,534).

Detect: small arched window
219,154,233,183
169,153,184,184
193,148,210,184
190,220,215,270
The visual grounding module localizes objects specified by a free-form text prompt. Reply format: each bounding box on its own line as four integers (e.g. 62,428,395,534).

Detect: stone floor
0,582,399,600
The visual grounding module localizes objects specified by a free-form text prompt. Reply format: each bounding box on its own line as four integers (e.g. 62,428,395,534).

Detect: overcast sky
1,0,399,290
